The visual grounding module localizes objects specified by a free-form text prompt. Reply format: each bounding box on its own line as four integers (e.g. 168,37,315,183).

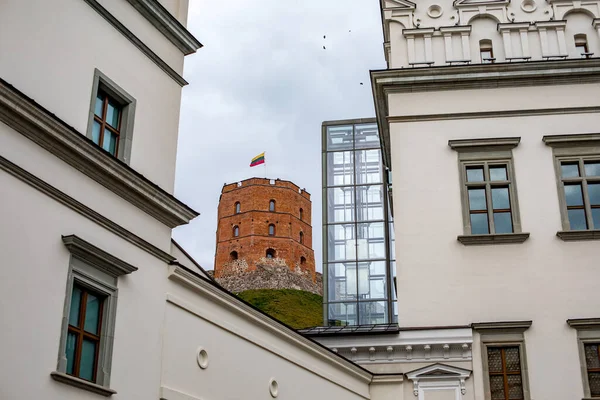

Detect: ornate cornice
472,320,532,333
448,137,521,151
0,78,199,228
372,59,600,169
125,0,202,55
543,133,600,146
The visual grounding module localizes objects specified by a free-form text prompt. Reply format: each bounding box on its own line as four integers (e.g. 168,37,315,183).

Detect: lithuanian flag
250,152,265,167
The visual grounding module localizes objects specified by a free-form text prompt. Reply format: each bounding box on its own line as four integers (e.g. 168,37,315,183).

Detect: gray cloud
173,0,386,271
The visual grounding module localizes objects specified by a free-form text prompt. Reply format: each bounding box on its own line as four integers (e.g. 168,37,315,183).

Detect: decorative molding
125,0,202,55
439,25,472,34
371,374,404,384
497,22,531,31
403,27,435,37
81,0,188,86
269,378,279,398
196,347,209,369
543,133,600,146
388,106,600,123
454,0,509,6
557,230,600,241
0,154,174,263
382,0,416,10
448,137,521,151
166,266,374,392
405,363,472,396
0,78,199,228
457,233,530,245
62,235,138,276
567,318,600,330
50,371,116,397
372,59,600,169
472,320,532,333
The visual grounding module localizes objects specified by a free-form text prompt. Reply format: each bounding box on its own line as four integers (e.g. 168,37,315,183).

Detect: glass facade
322,121,397,325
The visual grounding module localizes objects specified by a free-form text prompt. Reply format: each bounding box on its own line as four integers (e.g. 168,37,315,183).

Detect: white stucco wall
387,81,600,399
0,170,170,400
0,0,184,192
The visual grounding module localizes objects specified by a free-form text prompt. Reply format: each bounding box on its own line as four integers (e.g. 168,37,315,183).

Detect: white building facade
364,1,600,399
0,1,402,400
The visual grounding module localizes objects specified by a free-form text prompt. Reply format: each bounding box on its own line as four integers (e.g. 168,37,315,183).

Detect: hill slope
237,289,323,329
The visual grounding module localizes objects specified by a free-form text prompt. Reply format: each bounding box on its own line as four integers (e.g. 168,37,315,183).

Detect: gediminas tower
214,177,315,280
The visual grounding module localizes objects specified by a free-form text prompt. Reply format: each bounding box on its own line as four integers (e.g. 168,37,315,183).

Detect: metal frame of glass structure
322,119,397,326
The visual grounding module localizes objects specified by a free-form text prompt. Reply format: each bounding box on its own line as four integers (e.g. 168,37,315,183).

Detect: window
266,248,276,258
230,251,238,261
575,34,590,57
66,284,105,382
568,318,600,398
235,202,241,214
268,224,275,236
299,208,304,220
87,69,136,163
299,231,304,244
487,347,525,400
300,256,306,265
52,235,137,396
233,225,239,237
474,321,531,400
269,200,276,212
480,40,494,63
584,344,600,396
559,160,600,230
449,138,528,245
544,134,600,240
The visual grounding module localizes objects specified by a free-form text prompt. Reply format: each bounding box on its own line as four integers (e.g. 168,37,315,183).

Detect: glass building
322,119,397,326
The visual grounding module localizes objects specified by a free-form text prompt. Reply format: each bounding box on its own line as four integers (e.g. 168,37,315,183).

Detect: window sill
557,230,600,241
50,371,116,397
457,233,530,245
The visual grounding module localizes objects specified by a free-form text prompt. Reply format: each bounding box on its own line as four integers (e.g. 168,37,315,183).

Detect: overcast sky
172,0,386,272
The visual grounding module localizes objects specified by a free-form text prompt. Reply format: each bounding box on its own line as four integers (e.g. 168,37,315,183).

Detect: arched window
268,224,275,236
234,202,241,214
299,231,304,244
233,225,239,237
299,208,304,220
575,34,589,57
266,248,276,258
300,256,306,265
269,199,276,212
479,40,494,63
230,251,238,261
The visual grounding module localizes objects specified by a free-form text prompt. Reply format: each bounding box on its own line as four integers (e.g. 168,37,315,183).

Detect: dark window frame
93,90,122,157
486,346,525,400
584,343,600,396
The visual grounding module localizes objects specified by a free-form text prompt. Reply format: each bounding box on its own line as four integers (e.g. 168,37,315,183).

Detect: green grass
236,289,323,329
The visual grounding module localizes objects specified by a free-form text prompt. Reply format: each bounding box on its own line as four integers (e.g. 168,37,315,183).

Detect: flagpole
264,151,267,178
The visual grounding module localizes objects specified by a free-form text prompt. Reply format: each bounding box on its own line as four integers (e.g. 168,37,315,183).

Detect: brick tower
214,178,315,281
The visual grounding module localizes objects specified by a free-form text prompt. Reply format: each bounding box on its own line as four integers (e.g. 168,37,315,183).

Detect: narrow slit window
268,224,275,236
269,200,276,212
299,208,304,220
299,231,304,244
266,248,276,258
233,226,239,237
235,202,241,214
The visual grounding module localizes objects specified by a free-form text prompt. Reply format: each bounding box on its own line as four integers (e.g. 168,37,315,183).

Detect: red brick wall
214,178,315,280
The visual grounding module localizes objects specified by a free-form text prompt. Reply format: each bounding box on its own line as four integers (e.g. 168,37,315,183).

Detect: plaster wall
0,0,184,191
0,123,172,251
0,170,170,400
162,278,373,400
387,84,600,399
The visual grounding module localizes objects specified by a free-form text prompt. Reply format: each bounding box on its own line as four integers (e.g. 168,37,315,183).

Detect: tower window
268,224,275,236
299,231,304,244
229,251,238,261
269,200,276,212
234,202,241,214
479,40,494,63
299,208,304,220
575,34,590,57
300,256,306,265
266,248,276,258
233,226,239,237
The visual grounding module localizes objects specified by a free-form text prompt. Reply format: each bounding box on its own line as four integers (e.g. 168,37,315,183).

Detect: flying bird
323,35,326,39
360,82,364,85
323,45,326,50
